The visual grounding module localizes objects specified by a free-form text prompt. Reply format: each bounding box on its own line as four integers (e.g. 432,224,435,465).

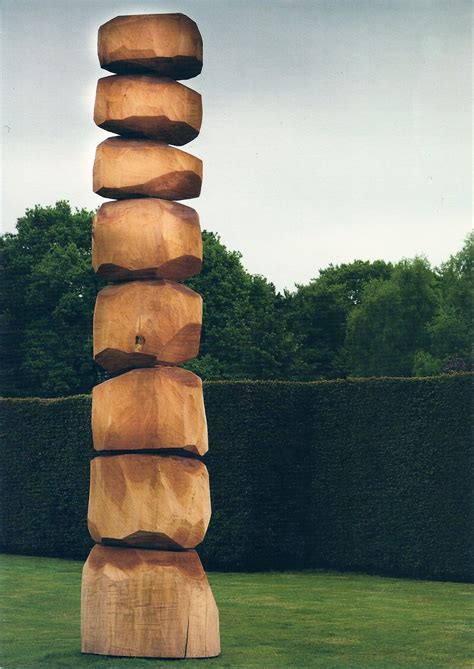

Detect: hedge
0,374,472,581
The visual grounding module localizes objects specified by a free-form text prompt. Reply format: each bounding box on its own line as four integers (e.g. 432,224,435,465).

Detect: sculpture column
80,13,220,659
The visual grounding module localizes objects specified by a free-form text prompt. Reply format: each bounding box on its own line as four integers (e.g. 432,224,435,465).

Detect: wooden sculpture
92,199,202,280
94,75,202,144
93,137,203,200
81,13,220,658
82,546,220,658
98,14,203,79
93,280,202,372
92,367,208,454
88,454,211,549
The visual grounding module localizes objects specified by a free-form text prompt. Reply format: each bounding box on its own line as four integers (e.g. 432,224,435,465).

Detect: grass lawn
0,554,472,669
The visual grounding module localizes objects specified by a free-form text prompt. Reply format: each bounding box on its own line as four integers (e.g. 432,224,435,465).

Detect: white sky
2,0,472,291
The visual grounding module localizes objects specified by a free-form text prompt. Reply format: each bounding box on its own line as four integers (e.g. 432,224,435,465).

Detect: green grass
0,554,472,669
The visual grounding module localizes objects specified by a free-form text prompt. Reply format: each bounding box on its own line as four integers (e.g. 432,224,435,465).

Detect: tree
345,258,439,377
428,232,473,371
186,232,300,379
241,275,300,379
317,260,393,305
185,231,253,378
0,202,102,396
286,260,393,379
1,207,300,395
1,201,471,394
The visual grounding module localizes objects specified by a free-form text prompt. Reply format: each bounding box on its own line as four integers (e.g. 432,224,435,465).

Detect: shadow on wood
93,280,202,372
92,198,202,281
81,545,220,657
94,75,202,144
93,137,202,200
98,14,203,79
87,454,211,549
92,367,208,455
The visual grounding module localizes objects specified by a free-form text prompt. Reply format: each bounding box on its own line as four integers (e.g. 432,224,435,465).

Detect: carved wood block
92,199,202,281
92,367,208,455
81,545,220,658
88,454,210,549
93,280,202,372
94,75,202,145
98,14,203,80
93,137,202,200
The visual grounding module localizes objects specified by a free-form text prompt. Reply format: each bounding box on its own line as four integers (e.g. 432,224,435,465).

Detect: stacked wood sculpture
81,14,220,658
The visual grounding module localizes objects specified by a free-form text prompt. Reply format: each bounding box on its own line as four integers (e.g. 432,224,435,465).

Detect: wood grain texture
93,280,202,372
92,367,208,455
94,75,202,144
98,14,203,80
87,454,211,549
93,137,202,200
92,198,202,281
81,545,220,658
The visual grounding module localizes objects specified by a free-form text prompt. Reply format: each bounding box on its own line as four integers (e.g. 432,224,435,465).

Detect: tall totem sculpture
81,14,221,659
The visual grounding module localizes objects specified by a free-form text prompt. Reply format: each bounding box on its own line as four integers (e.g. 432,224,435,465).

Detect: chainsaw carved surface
81,13,220,658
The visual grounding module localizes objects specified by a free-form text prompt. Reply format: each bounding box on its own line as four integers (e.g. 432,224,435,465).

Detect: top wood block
98,14,203,80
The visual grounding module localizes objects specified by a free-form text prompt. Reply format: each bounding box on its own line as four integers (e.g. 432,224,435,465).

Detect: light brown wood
85,13,220,661
93,280,202,372
94,75,202,145
87,454,210,549
98,14,203,80
93,137,202,200
92,199,202,281
92,367,208,455
81,545,220,658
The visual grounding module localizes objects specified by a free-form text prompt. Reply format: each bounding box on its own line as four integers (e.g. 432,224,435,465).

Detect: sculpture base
81,544,220,658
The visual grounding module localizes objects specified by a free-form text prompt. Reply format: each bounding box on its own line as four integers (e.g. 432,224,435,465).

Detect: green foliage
345,258,440,376
186,230,254,375
430,232,473,368
0,395,92,558
186,232,300,379
412,351,442,377
285,260,393,378
2,555,473,669
0,202,102,396
1,203,471,394
1,375,472,581
1,210,300,394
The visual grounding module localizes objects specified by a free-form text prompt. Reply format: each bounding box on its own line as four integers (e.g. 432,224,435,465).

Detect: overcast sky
2,0,472,291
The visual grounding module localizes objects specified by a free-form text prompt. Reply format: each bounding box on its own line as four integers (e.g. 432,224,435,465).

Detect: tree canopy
1,201,471,396
1,202,103,396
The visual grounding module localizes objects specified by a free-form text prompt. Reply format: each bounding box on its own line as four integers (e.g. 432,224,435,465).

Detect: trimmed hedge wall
0,375,472,581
